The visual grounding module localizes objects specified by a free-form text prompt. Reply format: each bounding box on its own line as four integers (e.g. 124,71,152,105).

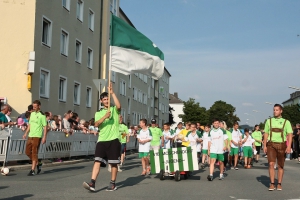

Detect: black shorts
95,139,121,164
121,143,126,154
255,146,261,155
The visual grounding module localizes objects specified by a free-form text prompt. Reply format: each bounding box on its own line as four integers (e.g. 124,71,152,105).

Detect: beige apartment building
0,0,171,127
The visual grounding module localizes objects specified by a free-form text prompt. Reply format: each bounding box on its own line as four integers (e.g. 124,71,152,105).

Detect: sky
120,0,300,126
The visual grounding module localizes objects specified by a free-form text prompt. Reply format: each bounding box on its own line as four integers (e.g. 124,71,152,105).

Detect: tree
168,106,176,125
208,100,240,128
282,104,300,126
178,98,209,125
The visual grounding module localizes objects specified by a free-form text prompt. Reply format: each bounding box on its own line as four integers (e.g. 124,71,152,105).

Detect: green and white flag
110,15,165,80
150,147,198,174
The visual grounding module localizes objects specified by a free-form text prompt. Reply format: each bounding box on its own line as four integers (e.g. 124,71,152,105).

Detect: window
87,48,93,69
76,0,84,22
75,39,82,63
42,16,52,47
159,103,161,111
86,87,92,107
128,75,131,88
111,71,116,82
148,86,150,99
133,87,137,100
60,30,69,56
151,97,154,108
134,73,138,77
138,90,142,103
162,104,164,114
59,76,67,102
40,69,50,98
88,9,94,31
119,79,126,96
143,93,147,105
74,82,81,105
143,75,147,83
121,109,126,122
151,79,154,88
139,73,143,80
110,0,118,15
62,0,70,10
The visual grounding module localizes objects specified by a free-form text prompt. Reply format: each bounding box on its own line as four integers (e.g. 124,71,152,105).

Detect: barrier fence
0,128,138,164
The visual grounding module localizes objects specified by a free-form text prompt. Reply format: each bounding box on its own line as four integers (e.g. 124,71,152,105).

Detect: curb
8,159,93,171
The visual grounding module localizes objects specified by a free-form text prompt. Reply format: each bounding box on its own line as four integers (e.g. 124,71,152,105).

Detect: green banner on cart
150,147,198,174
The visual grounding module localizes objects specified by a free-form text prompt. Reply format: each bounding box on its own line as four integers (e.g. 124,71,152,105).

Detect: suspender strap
270,118,272,142
281,119,287,142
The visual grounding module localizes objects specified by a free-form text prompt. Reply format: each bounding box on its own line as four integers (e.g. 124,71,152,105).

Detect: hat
151,119,156,124
17,118,25,126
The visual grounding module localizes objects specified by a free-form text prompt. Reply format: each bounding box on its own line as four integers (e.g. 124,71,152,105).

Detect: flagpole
108,45,112,111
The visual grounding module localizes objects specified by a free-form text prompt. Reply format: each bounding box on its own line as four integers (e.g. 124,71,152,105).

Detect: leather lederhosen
266,119,287,168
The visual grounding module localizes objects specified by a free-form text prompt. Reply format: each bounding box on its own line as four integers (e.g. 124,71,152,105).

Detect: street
1,153,300,200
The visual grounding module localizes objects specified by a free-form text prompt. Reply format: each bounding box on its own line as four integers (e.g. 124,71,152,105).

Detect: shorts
202,149,208,155
150,145,160,151
255,146,261,155
121,143,126,154
243,146,253,158
210,153,224,161
267,142,287,168
139,152,149,158
230,148,239,156
94,139,121,164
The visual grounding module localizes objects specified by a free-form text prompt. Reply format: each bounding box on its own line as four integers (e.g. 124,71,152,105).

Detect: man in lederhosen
263,104,293,191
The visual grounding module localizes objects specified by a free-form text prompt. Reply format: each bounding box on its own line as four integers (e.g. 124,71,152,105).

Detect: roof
282,91,300,104
169,93,183,104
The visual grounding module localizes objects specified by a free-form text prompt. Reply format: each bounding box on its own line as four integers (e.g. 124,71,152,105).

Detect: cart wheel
159,170,165,180
175,171,181,182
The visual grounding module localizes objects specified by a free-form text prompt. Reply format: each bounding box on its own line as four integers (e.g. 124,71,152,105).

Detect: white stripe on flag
163,149,169,173
173,148,179,171
154,149,160,173
192,147,198,170
182,147,189,171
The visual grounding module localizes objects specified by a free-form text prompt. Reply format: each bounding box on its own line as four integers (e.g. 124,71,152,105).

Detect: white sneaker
118,166,123,172
285,158,290,161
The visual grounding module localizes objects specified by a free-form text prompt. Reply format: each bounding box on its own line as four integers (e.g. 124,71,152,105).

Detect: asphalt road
1,153,300,200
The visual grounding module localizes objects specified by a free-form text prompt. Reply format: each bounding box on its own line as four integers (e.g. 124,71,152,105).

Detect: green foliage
207,100,240,128
282,104,300,126
179,98,209,125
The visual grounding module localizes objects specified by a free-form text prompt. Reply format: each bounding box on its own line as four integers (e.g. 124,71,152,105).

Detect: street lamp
288,86,300,91
265,102,273,105
245,113,256,125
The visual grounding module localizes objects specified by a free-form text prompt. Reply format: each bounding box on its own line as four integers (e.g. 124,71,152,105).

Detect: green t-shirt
119,124,129,144
252,131,262,146
95,106,120,142
149,127,163,146
0,112,8,124
29,111,47,138
226,130,232,148
264,117,293,143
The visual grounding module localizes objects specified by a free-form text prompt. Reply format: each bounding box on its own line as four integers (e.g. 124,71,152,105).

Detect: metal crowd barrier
0,127,138,163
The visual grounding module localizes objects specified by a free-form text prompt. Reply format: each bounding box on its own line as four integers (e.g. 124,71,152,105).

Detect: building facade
169,92,184,130
0,0,170,127
282,91,300,107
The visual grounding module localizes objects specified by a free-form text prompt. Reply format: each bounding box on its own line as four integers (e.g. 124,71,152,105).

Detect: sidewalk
6,158,94,171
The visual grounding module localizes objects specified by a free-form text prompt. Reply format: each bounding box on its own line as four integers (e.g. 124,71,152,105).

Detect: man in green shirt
252,125,262,163
119,115,129,167
23,100,47,176
83,83,121,192
263,104,293,191
149,119,164,150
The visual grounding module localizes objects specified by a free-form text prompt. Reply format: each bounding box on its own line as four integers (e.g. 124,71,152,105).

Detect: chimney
174,92,178,98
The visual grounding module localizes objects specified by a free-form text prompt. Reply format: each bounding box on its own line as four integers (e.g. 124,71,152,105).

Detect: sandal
244,165,247,169
141,170,146,176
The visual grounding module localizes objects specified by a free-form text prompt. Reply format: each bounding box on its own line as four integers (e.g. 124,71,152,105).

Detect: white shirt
137,128,152,153
174,128,183,143
6,115,11,122
202,132,210,150
243,134,255,147
163,130,174,149
231,129,242,148
186,131,201,152
208,128,228,154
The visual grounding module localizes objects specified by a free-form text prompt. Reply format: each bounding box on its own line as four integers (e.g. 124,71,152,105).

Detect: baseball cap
151,119,156,124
